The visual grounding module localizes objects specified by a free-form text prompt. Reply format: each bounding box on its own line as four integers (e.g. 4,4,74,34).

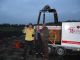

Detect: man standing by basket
40,24,49,60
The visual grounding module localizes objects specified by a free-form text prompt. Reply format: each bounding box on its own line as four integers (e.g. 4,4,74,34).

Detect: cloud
0,0,80,24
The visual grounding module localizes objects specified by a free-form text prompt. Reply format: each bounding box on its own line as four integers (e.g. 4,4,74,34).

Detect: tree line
0,20,79,39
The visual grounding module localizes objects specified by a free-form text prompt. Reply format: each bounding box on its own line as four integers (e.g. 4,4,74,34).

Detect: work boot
44,59,48,60
43,55,48,60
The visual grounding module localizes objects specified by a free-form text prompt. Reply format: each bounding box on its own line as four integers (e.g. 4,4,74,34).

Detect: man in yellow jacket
22,23,34,60
23,26,34,41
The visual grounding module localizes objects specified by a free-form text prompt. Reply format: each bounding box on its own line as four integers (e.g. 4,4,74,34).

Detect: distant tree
64,20,80,22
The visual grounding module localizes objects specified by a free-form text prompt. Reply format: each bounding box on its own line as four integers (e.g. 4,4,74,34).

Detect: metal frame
37,5,58,25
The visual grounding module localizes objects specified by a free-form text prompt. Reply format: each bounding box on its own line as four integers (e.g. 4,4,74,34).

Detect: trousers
42,40,48,60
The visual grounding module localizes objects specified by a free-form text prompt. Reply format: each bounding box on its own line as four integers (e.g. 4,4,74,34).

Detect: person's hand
41,33,44,37
33,40,35,44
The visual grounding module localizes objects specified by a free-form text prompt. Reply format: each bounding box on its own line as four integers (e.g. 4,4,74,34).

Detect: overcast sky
0,0,80,24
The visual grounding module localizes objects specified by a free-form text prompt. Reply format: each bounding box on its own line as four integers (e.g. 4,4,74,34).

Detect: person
22,23,35,60
35,25,43,57
40,24,49,60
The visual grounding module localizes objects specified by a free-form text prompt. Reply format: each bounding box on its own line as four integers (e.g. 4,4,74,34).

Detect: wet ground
0,46,80,60
0,37,80,60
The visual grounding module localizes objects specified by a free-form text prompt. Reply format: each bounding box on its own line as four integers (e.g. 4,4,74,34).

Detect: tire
56,47,66,56
48,45,55,55
48,45,52,54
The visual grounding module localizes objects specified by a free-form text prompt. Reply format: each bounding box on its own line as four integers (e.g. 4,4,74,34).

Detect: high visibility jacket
23,28,34,41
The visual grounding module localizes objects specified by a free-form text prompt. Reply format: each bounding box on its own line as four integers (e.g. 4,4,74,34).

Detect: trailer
36,5,80,56
48,22,80,56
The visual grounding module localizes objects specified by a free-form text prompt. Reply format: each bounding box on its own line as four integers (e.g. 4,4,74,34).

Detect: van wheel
48,45,54,55
56,47,66,56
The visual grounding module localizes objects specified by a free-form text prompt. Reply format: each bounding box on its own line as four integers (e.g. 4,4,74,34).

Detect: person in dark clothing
35,26,43,57
40,24,49,60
